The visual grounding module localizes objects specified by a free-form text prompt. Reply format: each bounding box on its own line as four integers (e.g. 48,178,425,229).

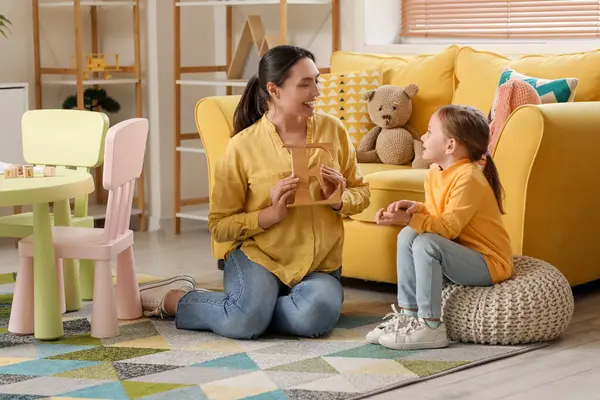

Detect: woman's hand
258,175,299,229
320,165,346,210
387,200,419,215
375,208,411,226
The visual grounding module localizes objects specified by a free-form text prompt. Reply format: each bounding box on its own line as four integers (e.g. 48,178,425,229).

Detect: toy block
283,143,342,207
16,166,24,178
23,165,34,178
4,167,17,179
74,53,121,80
43,166,56,177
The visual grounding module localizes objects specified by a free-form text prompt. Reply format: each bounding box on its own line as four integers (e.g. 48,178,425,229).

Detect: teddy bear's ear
404,84,419,98
362,89,376,102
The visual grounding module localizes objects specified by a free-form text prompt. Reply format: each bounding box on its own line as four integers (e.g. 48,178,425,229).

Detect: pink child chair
9,118,149,339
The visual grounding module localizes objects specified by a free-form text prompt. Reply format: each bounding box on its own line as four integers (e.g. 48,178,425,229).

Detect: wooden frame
173,0,340,233
31,0,147,231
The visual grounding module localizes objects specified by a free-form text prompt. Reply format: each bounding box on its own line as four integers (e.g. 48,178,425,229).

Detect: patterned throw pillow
490,67,578,119
315,69,382,147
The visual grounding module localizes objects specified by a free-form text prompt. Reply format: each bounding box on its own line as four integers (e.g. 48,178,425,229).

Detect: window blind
401,0,600,39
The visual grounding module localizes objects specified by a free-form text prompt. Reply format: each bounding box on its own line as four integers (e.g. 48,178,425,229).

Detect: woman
139,45,370,339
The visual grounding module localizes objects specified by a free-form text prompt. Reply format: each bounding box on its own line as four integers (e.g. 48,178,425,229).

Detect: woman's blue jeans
175,248,344,339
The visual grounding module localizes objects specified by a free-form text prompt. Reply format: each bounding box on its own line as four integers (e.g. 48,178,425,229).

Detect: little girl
368,104,514,350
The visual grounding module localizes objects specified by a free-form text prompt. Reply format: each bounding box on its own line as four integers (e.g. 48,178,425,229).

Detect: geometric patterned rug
0,273,548,400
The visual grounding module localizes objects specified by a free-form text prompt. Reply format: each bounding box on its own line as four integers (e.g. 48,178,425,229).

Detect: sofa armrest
195,95,241,260
195,95,241,171
493,102,600,285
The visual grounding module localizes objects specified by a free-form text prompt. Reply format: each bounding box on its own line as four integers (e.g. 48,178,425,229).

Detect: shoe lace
143,307,170,319
142,285,200,319
397,317,423,335
379,304,409,333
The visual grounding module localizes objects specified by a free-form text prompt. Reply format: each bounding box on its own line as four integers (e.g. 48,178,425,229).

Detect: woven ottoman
441,255,574,345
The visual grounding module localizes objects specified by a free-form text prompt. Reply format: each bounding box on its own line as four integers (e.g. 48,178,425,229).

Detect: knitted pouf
441,255,574,345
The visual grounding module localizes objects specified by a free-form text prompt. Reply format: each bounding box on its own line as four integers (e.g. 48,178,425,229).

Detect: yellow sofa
196,45,600,287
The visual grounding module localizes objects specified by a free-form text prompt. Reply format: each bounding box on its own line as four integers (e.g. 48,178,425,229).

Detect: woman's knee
289,277,343,338
215,305,273,340
295,295,342,338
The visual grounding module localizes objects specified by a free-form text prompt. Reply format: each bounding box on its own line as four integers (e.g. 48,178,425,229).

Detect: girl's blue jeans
397,226,493,319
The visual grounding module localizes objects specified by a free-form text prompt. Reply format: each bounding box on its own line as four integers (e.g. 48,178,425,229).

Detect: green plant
62,88,121,113
0,14,11,38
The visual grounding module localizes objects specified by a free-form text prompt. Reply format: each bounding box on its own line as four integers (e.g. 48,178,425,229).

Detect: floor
1,225,599,400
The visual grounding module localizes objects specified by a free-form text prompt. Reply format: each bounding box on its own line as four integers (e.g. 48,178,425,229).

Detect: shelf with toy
42,78,139,86
176,78,248,87
39,1,136,8
176,203,210,222
176,0,330,6
176,146,206,154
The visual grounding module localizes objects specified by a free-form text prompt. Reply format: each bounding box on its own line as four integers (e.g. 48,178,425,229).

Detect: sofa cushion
509,49,600,103
490,68,579,120
330,51,410,75
316,69,381,147
350,168,428,223
382,45,460,136
358,162,410,176
452,47,511,115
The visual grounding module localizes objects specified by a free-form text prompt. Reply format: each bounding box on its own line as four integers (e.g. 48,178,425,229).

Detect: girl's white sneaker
378,318,449,350
365,304,413,344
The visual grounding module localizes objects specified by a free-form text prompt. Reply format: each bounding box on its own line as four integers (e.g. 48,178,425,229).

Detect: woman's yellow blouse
208,113,371,287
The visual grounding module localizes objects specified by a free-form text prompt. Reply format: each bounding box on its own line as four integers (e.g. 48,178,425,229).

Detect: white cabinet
0,83,28,165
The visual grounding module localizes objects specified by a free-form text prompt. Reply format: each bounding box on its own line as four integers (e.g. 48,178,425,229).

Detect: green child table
0,169,94,340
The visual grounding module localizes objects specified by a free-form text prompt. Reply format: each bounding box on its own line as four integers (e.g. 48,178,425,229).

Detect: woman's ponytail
232,74,266,136
482,153,505,214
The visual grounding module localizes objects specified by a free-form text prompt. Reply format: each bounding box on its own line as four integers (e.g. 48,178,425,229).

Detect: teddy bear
356,84,429,169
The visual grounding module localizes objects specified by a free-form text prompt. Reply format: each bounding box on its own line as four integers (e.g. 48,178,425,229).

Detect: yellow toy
72,53,121,80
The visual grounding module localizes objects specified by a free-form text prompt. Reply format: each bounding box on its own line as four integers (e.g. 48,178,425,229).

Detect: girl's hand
375,208,411,226
320,165,346,209
387,200,419,215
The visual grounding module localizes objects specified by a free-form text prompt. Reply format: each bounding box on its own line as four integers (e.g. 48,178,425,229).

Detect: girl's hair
232,45,316,136
436,105,505,214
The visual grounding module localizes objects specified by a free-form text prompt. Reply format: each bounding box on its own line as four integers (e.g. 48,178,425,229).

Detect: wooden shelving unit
173,0,340,233
32,0,147,231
